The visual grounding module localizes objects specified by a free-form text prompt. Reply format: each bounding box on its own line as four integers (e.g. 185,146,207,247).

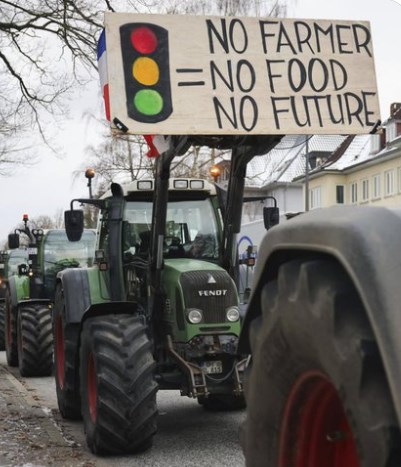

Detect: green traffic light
134,89,163,116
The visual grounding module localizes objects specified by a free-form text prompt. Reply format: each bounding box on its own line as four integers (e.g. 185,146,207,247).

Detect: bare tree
0,0,158,170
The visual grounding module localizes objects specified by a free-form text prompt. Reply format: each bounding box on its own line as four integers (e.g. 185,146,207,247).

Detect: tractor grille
180,270,237,324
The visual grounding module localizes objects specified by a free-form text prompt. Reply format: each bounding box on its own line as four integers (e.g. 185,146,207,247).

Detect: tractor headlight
187,309,203,324
226,306,240,322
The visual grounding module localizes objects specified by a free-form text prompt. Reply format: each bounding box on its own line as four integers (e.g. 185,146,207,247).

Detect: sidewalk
0,364,94,467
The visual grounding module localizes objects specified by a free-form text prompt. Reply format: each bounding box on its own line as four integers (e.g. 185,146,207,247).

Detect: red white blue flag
97,30,110,121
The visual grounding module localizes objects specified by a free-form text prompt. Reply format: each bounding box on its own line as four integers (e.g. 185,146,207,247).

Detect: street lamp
85,168,95,199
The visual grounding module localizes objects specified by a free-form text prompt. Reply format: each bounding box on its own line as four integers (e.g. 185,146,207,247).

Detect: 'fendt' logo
198,290,227,297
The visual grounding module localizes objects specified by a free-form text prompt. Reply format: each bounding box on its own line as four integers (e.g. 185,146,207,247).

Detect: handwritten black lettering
352,24,372,57
236,60,256,92
336,25,353,54
210,61,234,91
265,59,285,93
206,18,248,54
294,21,314,54
288,58,307,92
213,97,238,128
308,58,329,92
240,96,258,131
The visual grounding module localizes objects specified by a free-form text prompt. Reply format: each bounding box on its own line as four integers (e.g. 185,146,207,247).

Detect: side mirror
263,206,280,231
65,210,84,242
8,233,20,249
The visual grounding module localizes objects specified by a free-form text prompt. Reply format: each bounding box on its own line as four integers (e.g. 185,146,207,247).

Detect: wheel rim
55,316,65,389
278,370,360,467
87,352,97,423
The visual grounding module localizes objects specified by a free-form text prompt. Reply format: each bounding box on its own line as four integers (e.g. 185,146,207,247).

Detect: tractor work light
226,306,240,322
190,180,204,190
173,180,188,189
137,180,153,190
209,165,221,181
120,23,173,123
187,309,203,324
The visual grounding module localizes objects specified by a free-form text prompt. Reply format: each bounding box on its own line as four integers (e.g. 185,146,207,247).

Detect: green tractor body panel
87,267,110,304
162,258,240,342
9,275,30,303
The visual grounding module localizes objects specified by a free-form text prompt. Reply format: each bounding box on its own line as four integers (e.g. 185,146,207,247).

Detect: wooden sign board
103,12,380,135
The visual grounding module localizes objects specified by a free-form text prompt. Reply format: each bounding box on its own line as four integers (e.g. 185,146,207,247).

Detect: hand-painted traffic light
120,23,173,123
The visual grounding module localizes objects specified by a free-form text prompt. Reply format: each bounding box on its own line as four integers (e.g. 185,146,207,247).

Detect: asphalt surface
0,352,246,466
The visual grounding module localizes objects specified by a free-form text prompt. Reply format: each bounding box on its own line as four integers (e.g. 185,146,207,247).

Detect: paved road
0,352,246,466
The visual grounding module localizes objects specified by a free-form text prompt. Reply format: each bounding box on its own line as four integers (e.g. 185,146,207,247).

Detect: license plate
203,360,223,374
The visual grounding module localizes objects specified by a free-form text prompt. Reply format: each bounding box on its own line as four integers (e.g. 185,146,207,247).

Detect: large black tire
0,302,5,351
17,304,53,377
80,314,158,455
53,284,81,419
5,289,18,366
243,258,401,467
200,394,246,411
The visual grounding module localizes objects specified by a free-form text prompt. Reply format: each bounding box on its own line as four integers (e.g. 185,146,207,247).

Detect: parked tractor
54,134,280,455
0,249,8,350
5,215,95,377
239,205,401,466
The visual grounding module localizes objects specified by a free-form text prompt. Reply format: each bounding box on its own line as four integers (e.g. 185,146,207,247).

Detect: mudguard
239,205,401,426
58,268,137,324
8,275,30,309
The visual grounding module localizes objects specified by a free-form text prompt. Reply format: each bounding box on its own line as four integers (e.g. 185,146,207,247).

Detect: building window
398,168,401,194
336,185,344,204
372,174,381,199
310,187,321,209
362,179,369,201
385,170,395,196
350,182,358,204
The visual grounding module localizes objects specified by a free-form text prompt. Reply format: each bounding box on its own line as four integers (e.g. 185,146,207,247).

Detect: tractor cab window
43,230,96,295
6,249,29,277
124,198,220,260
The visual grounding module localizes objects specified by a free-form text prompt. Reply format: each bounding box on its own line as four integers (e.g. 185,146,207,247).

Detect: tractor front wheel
53,284,81,419
80,314,158,455
5,290,18,367
17,304,53,377
243,258,401,467
0,302,5,351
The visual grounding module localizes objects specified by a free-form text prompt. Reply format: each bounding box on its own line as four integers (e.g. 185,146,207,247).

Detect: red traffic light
131,27,158,54
23,214,29,221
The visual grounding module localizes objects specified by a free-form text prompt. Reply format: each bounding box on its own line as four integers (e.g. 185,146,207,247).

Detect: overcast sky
1,0,401,244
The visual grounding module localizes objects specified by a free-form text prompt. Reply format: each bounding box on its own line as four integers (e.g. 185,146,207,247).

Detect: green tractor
54,135,280,455
0,249,9,350
5,215,95,377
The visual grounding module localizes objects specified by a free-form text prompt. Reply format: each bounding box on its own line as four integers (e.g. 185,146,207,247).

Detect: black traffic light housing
120,23,173,123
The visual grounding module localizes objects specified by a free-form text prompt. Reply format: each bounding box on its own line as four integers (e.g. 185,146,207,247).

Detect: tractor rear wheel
243,258,401,467
0,302,5,351
5,290,18,367
53,284,81,419
17,304,53,377
80,314,158,455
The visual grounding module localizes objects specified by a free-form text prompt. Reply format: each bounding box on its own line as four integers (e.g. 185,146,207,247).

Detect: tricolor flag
97,30,169,158
97,30,110,121
143,135,170,158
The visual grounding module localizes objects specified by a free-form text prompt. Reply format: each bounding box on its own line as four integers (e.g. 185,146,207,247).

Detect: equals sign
176,68,205,86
